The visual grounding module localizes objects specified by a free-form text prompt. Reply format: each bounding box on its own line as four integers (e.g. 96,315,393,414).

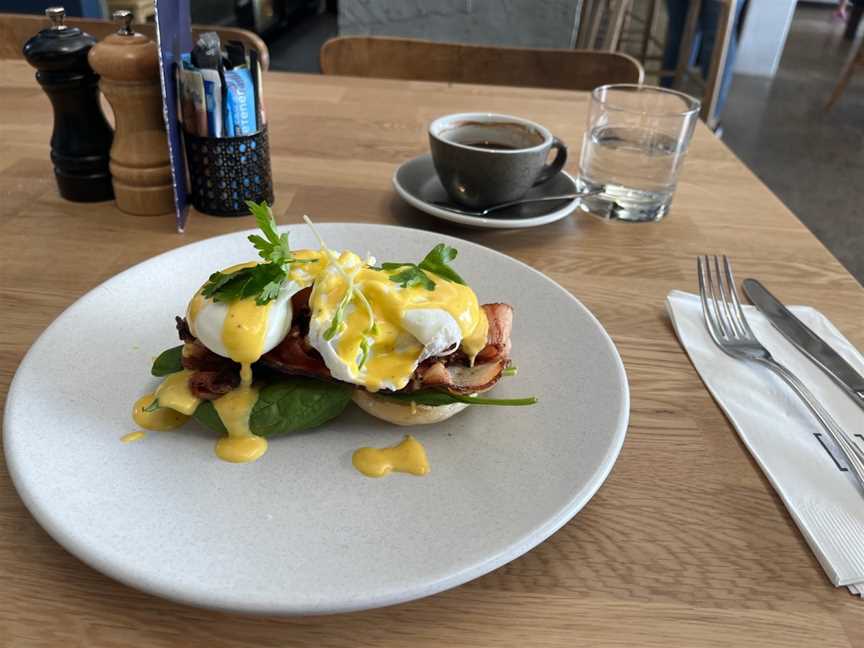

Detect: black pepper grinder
22,7,114,202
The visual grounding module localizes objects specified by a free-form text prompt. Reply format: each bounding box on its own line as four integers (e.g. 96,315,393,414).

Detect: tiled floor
722,4,863,283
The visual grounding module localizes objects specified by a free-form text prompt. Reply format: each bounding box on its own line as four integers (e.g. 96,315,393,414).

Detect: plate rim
3,223,629,615
392,154,579,229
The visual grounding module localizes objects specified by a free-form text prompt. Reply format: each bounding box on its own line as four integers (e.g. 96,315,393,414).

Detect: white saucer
393,154,580,229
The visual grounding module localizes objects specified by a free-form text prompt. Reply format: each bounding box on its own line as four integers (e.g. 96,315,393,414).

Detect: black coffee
461,140,519,150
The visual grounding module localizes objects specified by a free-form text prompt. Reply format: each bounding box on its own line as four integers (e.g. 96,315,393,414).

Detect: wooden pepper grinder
88,10,174,215
22,7,114,202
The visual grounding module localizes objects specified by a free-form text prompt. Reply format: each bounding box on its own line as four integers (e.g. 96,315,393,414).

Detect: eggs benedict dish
133,202,535,464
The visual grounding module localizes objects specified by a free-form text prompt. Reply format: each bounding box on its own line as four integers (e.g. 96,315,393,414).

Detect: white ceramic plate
4,224,628,615
393,154,581,228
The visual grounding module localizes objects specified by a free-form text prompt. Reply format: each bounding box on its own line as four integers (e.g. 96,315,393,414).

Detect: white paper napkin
666,290,864,595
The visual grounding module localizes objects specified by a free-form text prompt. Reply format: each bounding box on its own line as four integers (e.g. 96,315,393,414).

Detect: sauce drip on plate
352,435,430,478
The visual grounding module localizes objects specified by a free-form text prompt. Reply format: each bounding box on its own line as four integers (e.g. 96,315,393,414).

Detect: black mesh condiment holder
184,127,274,217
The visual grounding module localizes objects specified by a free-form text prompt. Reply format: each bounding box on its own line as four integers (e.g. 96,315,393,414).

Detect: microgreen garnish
380,243,466,290
302,215,378,364
503,366,518,377
143,399,161,412
201,201,314,306
358,338,371,370
323,287,353,341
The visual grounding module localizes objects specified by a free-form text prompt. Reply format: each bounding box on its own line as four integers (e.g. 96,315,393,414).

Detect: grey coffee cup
428,112,568,209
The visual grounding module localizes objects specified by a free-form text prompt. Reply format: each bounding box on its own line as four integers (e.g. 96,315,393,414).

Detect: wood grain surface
319,36,644,89
2,59,863,647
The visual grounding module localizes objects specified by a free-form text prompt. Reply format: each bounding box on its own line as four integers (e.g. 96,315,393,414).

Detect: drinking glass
577,84,700,222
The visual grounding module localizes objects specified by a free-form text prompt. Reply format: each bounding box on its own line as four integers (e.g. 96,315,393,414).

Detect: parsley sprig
380,244,466,290
201,201,314,305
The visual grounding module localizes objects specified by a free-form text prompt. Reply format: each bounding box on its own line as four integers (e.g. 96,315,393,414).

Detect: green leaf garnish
202,263,288,306
380,243,466,290
247,200,296,266
419,243,465,285
383,265,437,290
383,389,537,407
151,345,184,376
200,201,314,306
503,366,518,377
143,398,161,412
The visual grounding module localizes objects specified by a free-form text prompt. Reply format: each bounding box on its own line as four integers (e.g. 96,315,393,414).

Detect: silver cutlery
697,255,864,490
743,278,864,413
432,190,600,217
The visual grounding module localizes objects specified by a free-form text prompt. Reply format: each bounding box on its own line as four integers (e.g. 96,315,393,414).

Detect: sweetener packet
178,58,207,136
224,67,257,136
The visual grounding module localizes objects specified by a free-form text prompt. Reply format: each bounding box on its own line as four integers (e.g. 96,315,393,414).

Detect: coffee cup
428,112,568,209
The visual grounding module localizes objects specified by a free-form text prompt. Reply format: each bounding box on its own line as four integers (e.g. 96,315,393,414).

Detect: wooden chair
320,37,644,91
638,0,664,64
825,39,864,111
662,0,738,129
576,0,635,52
0,12,270,70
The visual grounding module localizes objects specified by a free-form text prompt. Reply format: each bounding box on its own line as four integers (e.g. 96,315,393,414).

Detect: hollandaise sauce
352,435,430,478
132,369,200,431
308,250,489,392
121,431,146,443
134,286,273,462
208,292,272,462
213,382,266,463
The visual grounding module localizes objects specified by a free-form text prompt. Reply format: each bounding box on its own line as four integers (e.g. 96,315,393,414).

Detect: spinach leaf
191,378,353,438
383,389,537,407
250,378,353,437
151,345,184,377
194,400,227,434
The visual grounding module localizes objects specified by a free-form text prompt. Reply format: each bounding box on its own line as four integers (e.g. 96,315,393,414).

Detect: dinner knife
743,278,864,413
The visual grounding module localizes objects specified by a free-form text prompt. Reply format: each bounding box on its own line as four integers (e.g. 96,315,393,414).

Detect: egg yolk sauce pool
352,435,430,477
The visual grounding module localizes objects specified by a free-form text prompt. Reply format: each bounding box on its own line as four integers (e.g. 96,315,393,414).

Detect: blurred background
2,0,861,281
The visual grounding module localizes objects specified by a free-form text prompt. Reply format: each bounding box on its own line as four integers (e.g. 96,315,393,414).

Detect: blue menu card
154,0,192,231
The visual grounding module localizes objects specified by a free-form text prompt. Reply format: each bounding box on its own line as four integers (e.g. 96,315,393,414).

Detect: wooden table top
2,59,864,646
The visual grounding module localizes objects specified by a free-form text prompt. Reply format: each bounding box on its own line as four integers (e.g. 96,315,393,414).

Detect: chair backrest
577,0,634,52
0,12,269,70
670,0,738,128
698,0,737,128
320,36,644,91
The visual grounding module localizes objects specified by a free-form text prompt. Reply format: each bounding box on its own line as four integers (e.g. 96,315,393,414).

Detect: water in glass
577,85,699,222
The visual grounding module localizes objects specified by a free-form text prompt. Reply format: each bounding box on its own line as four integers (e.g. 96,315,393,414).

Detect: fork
697,255,864,491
